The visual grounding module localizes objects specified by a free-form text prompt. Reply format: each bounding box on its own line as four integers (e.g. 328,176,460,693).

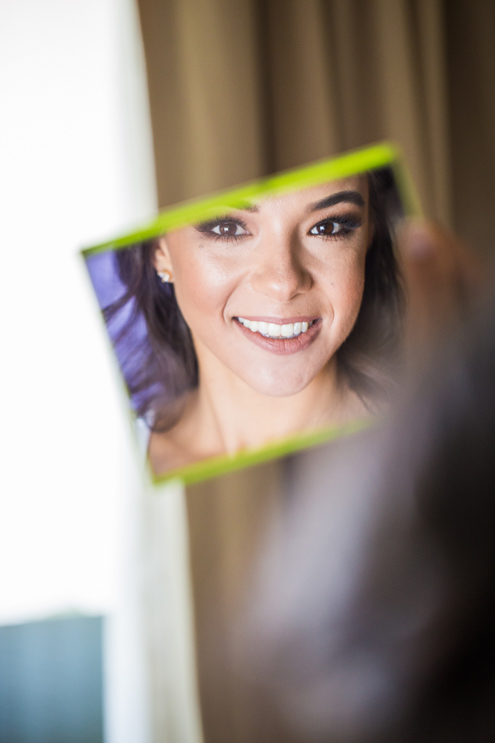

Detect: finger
398,220,483,360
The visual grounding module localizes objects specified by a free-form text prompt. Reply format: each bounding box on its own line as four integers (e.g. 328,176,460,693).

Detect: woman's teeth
237,317,313,339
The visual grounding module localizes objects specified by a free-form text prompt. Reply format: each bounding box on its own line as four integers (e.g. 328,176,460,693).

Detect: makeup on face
176,183,368,357
156,178,370,401
194,188,366,247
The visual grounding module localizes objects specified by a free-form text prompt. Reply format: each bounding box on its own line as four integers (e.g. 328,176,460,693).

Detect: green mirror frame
82,141,420,487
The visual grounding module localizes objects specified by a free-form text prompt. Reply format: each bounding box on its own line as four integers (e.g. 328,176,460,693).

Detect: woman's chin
240,371,317,399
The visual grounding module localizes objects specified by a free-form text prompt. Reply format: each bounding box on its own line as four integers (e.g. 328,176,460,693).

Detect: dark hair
103,242,198,430
104,168,404,431
337,168,404,405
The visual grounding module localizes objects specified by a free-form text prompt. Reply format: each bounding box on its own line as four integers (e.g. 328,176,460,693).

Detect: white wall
0,0,157,624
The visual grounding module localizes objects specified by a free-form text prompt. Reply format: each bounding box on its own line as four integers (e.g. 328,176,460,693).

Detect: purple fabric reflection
85,250,152,416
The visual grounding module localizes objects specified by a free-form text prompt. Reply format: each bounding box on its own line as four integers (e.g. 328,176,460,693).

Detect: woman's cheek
331,261,366,333
175,254,239,319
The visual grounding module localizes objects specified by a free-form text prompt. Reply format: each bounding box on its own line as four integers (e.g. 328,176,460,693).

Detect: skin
399,220,482,368
150,176,373,472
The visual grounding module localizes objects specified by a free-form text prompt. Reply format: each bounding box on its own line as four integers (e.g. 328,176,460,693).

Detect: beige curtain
138,0,495,249
136,1,495,741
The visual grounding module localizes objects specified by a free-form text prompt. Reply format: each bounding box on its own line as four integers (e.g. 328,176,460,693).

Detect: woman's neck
181,359,366,458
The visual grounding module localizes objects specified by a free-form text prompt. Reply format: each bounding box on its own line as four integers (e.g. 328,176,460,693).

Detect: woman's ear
153,236,174,284
153,235,172,272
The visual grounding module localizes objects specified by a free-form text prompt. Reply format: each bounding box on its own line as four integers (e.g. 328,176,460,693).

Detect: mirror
81,142,418,742
82,143,416,485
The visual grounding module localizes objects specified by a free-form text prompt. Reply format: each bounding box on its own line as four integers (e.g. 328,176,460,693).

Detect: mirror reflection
83,148,409,481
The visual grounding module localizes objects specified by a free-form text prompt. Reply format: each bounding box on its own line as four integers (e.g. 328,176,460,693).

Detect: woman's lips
234,316,322,355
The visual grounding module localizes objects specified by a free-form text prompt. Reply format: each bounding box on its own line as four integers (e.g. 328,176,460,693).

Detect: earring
157,269,172,283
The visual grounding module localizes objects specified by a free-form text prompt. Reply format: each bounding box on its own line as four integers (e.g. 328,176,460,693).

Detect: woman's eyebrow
233,201,259,213
194,202,258,224
205,190,365,217
209,200,258,213
309,190,365,212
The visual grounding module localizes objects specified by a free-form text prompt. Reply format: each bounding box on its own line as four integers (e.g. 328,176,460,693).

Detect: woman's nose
250,238,312,302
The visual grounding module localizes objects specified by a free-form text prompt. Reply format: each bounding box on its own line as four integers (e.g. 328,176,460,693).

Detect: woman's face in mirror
154,176,372,398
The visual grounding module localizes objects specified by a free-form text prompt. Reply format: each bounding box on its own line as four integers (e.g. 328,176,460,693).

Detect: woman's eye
310,221,343,236
210,221,249,238
308,216,361,239
196,218,250,241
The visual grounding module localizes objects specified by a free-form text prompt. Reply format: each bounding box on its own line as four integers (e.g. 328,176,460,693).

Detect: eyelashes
195,213,362,244
196,217,249,243
308,215,362,239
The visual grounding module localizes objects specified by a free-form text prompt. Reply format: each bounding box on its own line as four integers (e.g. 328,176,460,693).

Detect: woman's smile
234,315,322,354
